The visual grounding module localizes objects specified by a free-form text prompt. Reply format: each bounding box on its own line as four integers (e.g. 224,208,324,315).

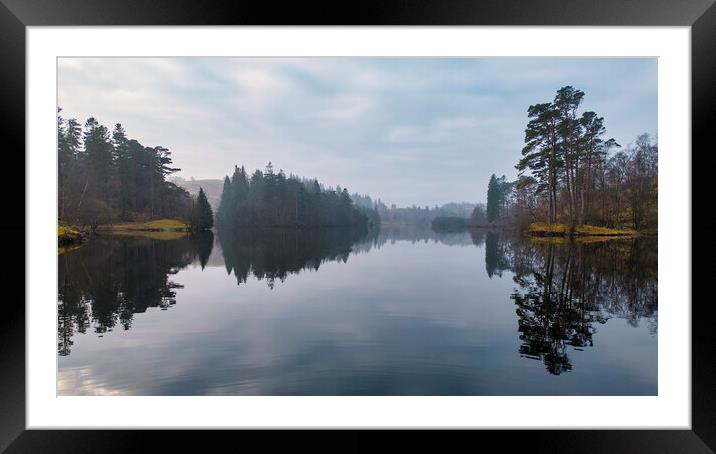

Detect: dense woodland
57,109,212,229
216,163,379,228
472,86,658,231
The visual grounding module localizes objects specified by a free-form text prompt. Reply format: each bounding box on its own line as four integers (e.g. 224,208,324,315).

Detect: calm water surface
58,226,657,395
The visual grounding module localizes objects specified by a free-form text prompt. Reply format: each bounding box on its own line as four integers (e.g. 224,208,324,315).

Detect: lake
58,226,657,395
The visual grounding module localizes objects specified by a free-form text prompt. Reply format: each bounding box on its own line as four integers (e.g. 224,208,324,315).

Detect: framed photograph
6,0,711,450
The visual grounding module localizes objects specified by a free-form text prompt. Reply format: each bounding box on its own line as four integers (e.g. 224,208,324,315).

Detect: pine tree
112,123,130,218
554,86,585,224
217,175,233,225
81,117,114,224
517,102,560,224
486,174,500,222
193,187,214,230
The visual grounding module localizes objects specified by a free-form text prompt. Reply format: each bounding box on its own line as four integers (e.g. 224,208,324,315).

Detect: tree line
352,193,476,226
57,109,213,230
473,86,657,231
216,163,378,228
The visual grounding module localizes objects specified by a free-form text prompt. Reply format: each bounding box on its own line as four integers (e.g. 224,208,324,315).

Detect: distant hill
171,177,224,211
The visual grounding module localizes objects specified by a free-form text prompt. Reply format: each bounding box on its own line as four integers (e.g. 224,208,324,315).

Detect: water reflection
355,224,476,251
217,226,378,288
58,232,213,356
480,232,658,375
483,231,512,278
58,227,657,394
216,224,477,289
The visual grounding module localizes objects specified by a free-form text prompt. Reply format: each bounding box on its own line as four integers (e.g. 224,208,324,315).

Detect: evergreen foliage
191,187,214,231
57,109,193,227
216,163,377,228
486,174,514,222
512,86,657,230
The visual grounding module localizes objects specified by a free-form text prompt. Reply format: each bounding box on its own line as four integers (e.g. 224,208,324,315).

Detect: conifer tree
217,175,233,225
214,163,373,228
193,187,214,230
486,174,500,222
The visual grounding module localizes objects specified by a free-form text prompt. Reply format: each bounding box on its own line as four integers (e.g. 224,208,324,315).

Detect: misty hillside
171,177,223,211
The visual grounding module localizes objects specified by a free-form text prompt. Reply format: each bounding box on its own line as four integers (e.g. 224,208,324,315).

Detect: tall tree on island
517,102,560,224
553,86,585,224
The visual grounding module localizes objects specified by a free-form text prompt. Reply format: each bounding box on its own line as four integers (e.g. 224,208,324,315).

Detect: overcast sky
58,57,657,207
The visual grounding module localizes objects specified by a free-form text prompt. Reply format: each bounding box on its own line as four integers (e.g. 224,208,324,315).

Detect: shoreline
525,222,642,238
431,217,655,239
95,219,191,233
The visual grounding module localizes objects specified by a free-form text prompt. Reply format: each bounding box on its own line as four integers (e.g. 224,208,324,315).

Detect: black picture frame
3,0,710,451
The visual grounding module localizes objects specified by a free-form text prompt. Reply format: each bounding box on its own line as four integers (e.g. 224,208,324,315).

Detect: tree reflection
506,236,658,375
190,230,214,269
358,224,475,251
484,231,512,278
57,232,213,356
217,226,378,289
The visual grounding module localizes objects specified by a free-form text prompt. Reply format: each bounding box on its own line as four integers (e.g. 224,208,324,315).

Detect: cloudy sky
58,57,657,206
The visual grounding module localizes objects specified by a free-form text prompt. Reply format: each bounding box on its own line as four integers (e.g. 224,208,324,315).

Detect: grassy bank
96,219,190,233
528,235,640,245
59,219,191,252
527,222,638,237
108,229,189,240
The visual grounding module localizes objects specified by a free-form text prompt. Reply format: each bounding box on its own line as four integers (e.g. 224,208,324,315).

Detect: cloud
57,57,657,207
316,94,375,120
385,126,422,143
